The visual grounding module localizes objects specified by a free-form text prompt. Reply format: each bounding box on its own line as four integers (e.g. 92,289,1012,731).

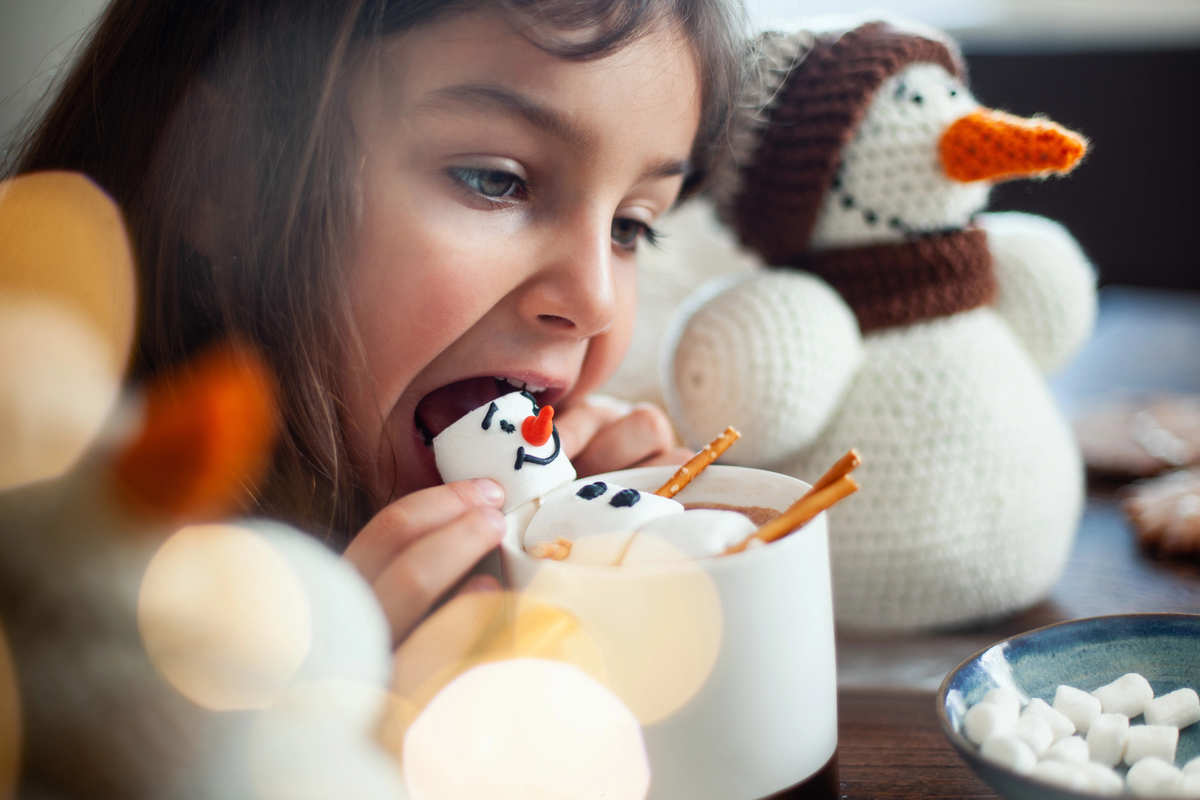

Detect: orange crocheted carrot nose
521,405,554,447
939,108,1088,183
113,342,278,521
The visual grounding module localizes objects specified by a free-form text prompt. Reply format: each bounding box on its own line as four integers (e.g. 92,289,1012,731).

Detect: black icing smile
514,427,561,470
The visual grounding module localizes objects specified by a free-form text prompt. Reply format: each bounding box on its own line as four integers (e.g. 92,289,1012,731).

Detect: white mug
501,465,838,800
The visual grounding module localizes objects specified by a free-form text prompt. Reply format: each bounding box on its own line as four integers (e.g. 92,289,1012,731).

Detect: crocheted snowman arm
662,270,864,468
978,212,1097,375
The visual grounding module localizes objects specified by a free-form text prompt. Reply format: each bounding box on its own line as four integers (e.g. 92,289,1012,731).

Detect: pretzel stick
807,449,861,494
654,427,741,498
724,475,858,555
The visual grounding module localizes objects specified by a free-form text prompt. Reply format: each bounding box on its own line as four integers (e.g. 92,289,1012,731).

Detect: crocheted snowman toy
663,20,1097,631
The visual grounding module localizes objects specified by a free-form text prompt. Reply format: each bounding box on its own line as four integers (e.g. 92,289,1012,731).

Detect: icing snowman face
433,391,576,512
810,62,987,250
523,479,684,553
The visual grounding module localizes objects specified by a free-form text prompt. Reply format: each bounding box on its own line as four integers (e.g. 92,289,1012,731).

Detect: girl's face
344,12,701,502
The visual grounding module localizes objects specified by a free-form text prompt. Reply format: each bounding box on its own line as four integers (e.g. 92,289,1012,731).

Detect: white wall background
3,0,1200,151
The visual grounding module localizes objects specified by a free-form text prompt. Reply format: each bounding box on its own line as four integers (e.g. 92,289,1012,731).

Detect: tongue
416,377,509,440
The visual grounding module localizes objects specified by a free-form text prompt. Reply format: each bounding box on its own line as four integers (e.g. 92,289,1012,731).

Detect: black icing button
576,482,608,500
609,488,641,508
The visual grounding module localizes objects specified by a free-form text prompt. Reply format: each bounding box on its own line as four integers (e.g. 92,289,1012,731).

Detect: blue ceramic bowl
937,614,1200,799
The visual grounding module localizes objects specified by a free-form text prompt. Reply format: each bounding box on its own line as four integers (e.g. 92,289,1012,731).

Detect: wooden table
833,286,1200,799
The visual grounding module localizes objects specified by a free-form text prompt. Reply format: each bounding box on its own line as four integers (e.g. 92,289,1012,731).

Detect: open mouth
414,376,550,446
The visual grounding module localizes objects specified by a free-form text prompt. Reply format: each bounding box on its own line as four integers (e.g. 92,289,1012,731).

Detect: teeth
495,376,547,394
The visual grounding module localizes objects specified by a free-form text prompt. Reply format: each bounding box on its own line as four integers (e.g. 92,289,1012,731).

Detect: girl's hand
343,479,506,646
556,398,692,477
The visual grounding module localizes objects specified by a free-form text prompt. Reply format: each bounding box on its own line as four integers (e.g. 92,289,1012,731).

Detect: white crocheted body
777,307,1083,630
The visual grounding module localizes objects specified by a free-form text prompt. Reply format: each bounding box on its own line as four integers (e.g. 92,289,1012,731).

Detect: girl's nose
518,209,618,339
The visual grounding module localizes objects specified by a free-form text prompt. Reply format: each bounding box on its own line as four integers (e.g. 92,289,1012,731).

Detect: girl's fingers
634,446,694,468
456,573,502,595
571,404,677,477
372,506,506,645
343,478,504,583
554,401,624,459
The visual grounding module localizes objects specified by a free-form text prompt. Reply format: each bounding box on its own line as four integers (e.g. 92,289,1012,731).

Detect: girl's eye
450,167,524,199
611,217,659,251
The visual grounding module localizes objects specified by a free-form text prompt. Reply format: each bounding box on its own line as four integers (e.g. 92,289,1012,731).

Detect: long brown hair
5,0,746,546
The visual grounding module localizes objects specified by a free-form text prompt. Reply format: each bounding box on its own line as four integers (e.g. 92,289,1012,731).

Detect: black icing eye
499,419,516,433
576,482,608,500
609,489,641,508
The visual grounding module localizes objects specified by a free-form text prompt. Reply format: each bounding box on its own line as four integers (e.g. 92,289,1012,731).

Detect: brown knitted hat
729,21,966,267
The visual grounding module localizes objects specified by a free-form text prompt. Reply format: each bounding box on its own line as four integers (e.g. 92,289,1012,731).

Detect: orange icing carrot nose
521,405,555,447
939,108,1088,184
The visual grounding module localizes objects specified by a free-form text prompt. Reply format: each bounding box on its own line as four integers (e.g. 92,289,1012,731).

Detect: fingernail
480,505,506,533
471,478,505,506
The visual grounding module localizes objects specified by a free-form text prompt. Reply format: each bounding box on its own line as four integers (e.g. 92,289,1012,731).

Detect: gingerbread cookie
1123,467,1200,557
1074,395,1200,478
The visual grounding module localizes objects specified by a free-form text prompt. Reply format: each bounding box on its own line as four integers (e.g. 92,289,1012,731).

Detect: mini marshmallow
980,734,1037,774
981,687,1023,719
1029,759,1090,792
1012,715,1053,757
631,509,757,561
1124,725,1179,767
1055,684,1103,735
523,480,682,551
1184,756,1200,775
435,392,576,512
1092,673,1155,718
1043,735,1089,764
964,701,1017,745
1022,697,1075,742
1079,762,1125,797
1180,774,1200,800
1126,756,1183,798
1145,688,1200,729
1087,713,1130,767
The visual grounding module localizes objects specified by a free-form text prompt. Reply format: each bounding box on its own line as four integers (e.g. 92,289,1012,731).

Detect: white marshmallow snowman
523,479,684,553
433,391,575,512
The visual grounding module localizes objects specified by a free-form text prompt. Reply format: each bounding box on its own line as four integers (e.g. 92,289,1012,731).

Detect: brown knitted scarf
788,227,995,332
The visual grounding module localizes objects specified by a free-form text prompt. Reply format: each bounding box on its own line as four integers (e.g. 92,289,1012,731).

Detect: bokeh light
249,680,411,800
0,623,20,800
0,297,122,489
403,658,649,800
0,172,136,489
520,554,723,725
391,590,605,719
137,523,312,711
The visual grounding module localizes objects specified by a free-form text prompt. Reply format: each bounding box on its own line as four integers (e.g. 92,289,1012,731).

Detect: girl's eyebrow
422,82,599,156
419,82,693,182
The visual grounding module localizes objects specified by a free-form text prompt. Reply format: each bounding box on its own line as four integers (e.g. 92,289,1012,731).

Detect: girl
5,0,745,643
